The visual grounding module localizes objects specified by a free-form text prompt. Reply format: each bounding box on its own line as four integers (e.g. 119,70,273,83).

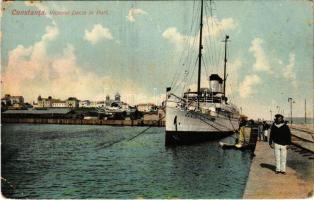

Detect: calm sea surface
2,124,252,199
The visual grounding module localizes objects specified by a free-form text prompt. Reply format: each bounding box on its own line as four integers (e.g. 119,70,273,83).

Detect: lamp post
153,88,157,106
288,98,295,124
270,109,272,121
305,99,307,124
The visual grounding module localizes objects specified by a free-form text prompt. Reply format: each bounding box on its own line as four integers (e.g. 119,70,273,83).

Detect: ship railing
184,98,222,105
168,93,224,113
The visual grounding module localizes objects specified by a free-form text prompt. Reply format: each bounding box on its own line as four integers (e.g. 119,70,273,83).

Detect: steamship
165,0,240,145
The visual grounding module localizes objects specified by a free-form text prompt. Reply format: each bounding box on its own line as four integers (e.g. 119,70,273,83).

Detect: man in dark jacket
269,114,292,174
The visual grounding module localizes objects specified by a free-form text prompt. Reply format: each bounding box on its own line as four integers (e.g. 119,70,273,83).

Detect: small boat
219,141,255,150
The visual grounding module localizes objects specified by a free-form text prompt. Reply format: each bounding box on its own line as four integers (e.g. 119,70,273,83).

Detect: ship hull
165,130,233,145
165,105,239,145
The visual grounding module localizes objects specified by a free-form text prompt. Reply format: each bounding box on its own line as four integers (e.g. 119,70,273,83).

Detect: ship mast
197,0,204,109
223,35,229,99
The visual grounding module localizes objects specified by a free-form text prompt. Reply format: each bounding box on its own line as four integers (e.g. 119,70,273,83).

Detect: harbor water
2,124,252,199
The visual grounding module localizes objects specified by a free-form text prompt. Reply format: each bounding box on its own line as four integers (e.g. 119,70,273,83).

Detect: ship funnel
209,74,223,93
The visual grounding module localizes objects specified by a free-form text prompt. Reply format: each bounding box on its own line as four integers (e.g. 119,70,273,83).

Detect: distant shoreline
1,118,165,127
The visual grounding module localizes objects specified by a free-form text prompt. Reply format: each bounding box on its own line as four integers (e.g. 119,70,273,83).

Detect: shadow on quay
260,163,276,172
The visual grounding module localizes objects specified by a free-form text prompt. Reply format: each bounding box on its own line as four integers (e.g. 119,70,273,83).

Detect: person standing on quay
262,121,270,142
269,114,292,174
258,121,264,141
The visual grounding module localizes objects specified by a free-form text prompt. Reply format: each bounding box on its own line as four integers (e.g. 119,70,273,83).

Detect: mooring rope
96,115,166,150
127,115,166,142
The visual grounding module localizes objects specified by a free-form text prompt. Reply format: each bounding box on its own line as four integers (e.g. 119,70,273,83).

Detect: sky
1,0,313,120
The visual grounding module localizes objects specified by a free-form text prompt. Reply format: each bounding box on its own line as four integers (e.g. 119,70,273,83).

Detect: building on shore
115,92,121,102
105,93,129,109
79,100,91,108
120,102,129,110
96,101,105,107
82,100,106,108
1,94,24,108
52,100,67,108
89,101,97,108
66,97,79,108
137,103,157,113
105,95,111,106
36,96,79,108
37,96,54,108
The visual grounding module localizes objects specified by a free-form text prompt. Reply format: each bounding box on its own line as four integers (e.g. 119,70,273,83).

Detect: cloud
42,25,59,41
203,16,237,38
126,8,147,22
162,27,187,47
238,74,261,98
3,24,58,87
282,53,297,88
163,17,236,49
1,24,150,104
84,24,113,45
277,59,283,65
225,58,243,95
249,38,272,73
